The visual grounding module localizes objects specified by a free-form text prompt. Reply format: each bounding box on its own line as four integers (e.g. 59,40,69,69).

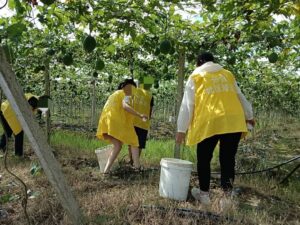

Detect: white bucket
95,145,112,173
159,158,193,201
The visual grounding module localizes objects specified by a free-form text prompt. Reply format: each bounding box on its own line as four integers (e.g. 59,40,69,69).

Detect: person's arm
122,96,148,120
234,82,255,127
176,78,195,143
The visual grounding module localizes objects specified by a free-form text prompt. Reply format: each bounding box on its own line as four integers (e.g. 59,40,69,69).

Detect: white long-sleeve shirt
177,62,253,133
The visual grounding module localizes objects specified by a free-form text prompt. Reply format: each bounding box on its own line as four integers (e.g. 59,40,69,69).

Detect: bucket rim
160,158,193,169
95,145,113,153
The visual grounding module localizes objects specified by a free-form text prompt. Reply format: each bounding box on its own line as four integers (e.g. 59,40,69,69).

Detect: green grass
50,129,106,152
50,130,199,166
142,140,197,164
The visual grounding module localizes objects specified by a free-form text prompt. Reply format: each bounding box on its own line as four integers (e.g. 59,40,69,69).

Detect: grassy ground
0,114,299,225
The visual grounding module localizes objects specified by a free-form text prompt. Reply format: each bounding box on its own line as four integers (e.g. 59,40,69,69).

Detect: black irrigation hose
146,155,300,179
235,156,300,175
189,155,300,176
190,155,300,186
0,113,31,225
234,155,300,175
279,163,300,184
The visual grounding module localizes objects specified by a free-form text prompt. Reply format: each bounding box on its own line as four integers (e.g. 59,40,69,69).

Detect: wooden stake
174,47,185,159
0,47,86,225
174,143,181,159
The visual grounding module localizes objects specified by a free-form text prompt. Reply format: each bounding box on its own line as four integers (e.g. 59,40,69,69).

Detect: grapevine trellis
50,93,178,130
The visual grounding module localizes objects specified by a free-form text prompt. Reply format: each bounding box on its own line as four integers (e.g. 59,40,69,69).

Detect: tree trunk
91,78,96,129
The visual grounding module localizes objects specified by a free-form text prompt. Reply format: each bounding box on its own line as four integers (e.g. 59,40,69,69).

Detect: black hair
197,52,214,67
117,78,137,90
28,96,38,109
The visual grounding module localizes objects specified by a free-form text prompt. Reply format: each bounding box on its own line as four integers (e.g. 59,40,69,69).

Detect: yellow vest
1,93,37,135
186,69,247,146
96,90,139,147
133,88,152,130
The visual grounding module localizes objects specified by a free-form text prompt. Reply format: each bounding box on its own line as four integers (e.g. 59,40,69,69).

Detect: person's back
186,65,247,146
1,99,24,136
0,93,38,156
96,89,136,145
1,93,38,135
133,87,152,130
96,79,149,173
176,52,254,208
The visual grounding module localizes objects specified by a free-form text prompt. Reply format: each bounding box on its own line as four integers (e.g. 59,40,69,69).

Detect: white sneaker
191,187,211,205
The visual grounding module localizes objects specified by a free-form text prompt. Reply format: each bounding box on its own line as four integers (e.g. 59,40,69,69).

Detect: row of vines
0,0,299,128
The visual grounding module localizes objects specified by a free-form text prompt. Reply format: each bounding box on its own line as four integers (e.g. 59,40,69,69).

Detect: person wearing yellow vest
96,79,148,173
176,52,255,206
0,94,39,156
128,84,154,164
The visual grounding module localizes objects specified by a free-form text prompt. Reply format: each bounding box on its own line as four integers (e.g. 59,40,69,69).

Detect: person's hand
140,114,148,121
246,119,255,127
246,119,255,131
176,132,186,144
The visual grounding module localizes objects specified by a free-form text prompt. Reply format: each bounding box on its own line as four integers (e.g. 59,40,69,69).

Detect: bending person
0,93,39,156
96,78,148,173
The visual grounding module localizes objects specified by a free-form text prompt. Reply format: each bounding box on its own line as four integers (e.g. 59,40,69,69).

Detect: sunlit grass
50,130,198,166
50,129,106,152
142,139,181,164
